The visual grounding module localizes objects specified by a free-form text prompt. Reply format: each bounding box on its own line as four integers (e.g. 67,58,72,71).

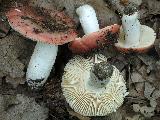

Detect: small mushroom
6,5,77,89
61,56,128,116
69,4,120,53
115,6,156,53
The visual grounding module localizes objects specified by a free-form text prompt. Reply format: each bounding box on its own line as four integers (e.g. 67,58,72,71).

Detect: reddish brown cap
69,24,120,53
6,5,77,45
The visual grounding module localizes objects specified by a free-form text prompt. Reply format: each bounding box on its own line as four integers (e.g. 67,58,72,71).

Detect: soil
0,0,160,120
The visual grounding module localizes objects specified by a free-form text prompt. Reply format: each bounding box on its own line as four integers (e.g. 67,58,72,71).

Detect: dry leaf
152,89,160,99
5,76,25,88
133,104,141,113
0,32,26,78
135,82,144,96
0,94,49,120
133,104,155,118
125,114,145,120
68,110,90,120
143,0,160,15
140,106,155,118
144,82,155,100
131,72,145,83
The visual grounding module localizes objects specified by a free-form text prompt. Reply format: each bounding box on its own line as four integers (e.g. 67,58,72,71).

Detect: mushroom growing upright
115,6,156,53
6,5,77,89
61,55,128,116
69,4,120,53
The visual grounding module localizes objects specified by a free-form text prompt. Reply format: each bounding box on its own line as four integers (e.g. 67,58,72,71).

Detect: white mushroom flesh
62,56,128,116
76,4,99,34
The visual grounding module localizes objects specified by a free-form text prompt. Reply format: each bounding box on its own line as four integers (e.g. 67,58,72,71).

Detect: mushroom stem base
26,42,58,89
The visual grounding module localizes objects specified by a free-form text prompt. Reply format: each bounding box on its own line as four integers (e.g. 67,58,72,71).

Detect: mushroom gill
61,56,128,116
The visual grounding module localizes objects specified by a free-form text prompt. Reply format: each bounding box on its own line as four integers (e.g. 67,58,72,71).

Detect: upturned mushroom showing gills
115,6,156,53
69,4,120,53
61,56,128,116
6,5,77,89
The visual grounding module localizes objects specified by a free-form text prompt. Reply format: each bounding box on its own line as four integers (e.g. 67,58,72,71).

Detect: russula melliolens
6,5,77,89
115,6,156,53
69,4,120,53
61,56,128,116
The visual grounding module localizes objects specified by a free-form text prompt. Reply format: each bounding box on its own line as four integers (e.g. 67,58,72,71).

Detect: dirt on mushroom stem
92,62,114,81
123,3,138,15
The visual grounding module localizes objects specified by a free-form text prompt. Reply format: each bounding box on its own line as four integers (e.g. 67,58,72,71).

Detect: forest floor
0,0,160,120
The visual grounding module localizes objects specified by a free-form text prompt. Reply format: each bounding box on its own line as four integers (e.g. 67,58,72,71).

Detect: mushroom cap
61,56,128,116
6,5,77,45
115,25,156,53
69,24,120,53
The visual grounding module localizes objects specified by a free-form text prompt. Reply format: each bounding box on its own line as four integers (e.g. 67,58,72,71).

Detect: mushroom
61,55,128,116
115,6,156,53
6,5,77,89
69,4,120,53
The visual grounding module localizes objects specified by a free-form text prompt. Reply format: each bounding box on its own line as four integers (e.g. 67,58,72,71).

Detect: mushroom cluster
61,55,128,116
6,3,119,89
5,1,130,117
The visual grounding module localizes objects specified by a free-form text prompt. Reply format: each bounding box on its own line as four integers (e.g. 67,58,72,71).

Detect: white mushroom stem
26,42,58,88
76,4,99,34
122,12,141,47
76,4,100,61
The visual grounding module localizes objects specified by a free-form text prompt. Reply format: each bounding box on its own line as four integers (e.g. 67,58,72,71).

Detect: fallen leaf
144,82,155,100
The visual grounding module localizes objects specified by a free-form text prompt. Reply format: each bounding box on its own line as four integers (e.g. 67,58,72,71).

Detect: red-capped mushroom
6,5,77,89
68,4,120,53
69,24,120,53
